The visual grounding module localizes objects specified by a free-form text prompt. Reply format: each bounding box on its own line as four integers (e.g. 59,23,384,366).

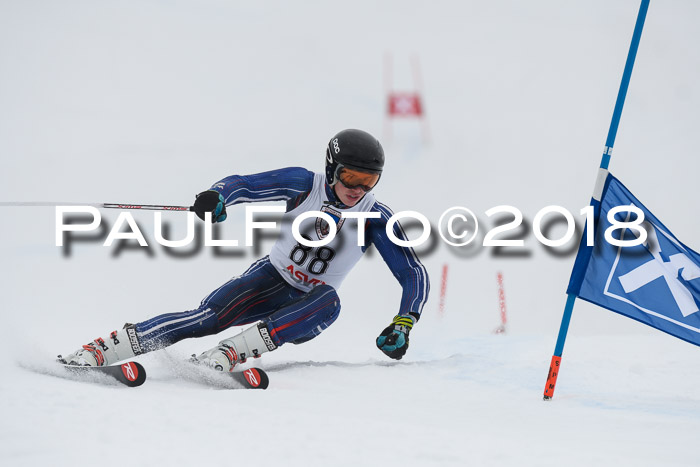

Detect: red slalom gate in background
438,263,448,317
383,52,430,143
388,92,423,117
493,272,508,334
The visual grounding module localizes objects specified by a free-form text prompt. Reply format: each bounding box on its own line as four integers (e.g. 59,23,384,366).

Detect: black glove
193,190,227,223
376,315,414,360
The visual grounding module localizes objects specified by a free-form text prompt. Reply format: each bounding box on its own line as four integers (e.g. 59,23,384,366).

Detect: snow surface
1,1,700,466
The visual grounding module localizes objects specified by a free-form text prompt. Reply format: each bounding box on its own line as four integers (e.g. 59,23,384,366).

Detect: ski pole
0,202,193,211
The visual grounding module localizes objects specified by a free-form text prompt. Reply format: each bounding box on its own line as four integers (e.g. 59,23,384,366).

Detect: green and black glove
376,315,415,360
193,190,227,223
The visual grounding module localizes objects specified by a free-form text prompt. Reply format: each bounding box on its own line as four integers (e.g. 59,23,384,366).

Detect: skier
60,129,430,371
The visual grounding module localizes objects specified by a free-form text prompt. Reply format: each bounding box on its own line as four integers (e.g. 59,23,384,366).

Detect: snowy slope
5,333,700,467
1,1,699,466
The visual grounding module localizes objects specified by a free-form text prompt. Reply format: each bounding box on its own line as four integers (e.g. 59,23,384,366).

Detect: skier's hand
193,190,227,223
376,315,414,360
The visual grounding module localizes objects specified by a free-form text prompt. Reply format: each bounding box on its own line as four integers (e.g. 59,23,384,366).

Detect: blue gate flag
567,173,700,346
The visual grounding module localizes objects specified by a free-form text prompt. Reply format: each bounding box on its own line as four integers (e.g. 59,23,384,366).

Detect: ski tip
233,367,269,390
119,361,147,387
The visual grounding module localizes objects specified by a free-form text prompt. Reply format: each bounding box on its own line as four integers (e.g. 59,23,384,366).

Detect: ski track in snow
3,335,700,467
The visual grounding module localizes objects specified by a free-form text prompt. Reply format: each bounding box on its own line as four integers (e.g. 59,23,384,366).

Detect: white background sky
1,1,699,466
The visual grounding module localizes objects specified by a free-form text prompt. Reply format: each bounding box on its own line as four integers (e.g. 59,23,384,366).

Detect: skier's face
334,179,366,207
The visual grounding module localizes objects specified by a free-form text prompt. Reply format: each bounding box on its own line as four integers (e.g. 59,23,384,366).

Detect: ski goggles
336,166,381,192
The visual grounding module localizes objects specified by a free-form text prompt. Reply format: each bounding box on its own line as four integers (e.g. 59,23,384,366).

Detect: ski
179,355,270,390
230,367,269,390
60,361,147,388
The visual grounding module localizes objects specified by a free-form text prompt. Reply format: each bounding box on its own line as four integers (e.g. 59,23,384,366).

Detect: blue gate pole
543,0,650,401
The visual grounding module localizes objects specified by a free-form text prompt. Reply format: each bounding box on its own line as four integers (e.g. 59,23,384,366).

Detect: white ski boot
194,322,277,372
59,324,143,367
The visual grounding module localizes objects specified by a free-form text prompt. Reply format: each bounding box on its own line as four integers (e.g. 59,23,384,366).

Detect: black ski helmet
325,129,385,186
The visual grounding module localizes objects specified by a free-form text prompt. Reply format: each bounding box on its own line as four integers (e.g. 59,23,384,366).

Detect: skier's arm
367,202,429,360
192,167,314,222
210,167,315,206
366,202,430,322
